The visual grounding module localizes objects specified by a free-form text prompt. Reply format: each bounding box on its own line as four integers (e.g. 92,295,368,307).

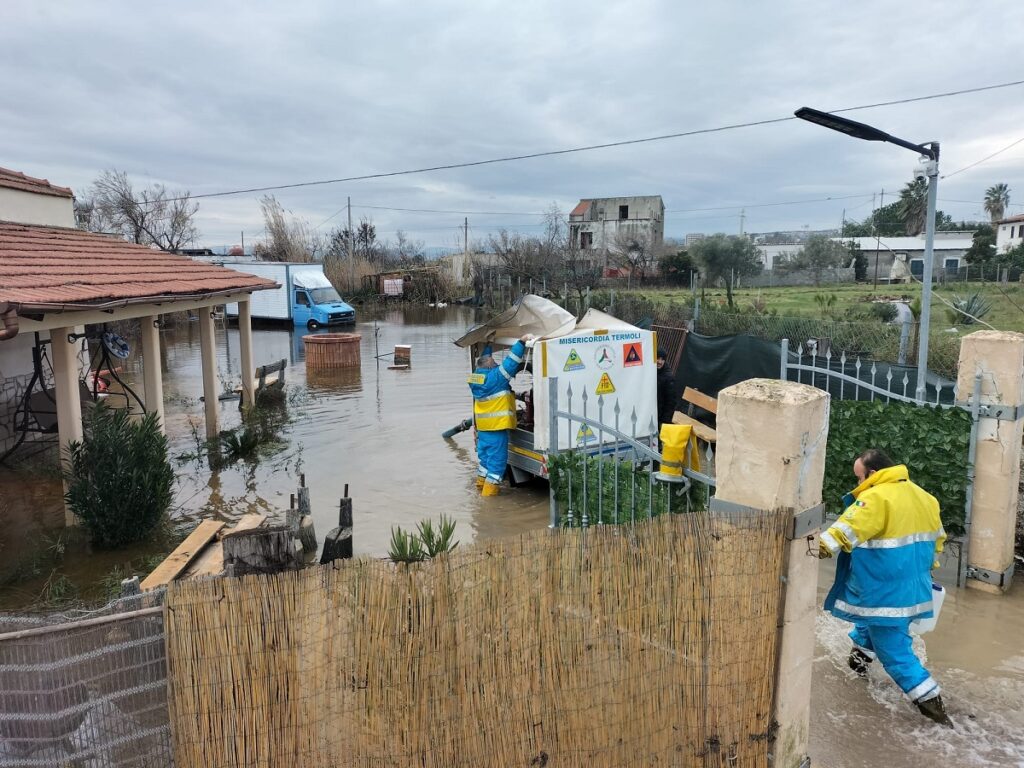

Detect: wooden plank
671,411,717,444
222,513,268,537
141,519,225,591
182,514,268,580
682,386,718,414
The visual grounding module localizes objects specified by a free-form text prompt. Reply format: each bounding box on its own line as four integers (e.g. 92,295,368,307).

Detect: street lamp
795,107,939,402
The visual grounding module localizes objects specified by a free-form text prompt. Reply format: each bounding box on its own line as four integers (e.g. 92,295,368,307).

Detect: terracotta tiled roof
0,222,278,311
570,200,591,217
998,213,1024,225
0,167,74,199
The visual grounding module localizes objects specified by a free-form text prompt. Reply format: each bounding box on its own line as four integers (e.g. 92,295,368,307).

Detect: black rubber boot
848,648,873,677
917,695,954,728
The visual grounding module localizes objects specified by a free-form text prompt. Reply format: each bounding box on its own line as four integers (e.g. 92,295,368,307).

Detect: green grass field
637,282,1024,334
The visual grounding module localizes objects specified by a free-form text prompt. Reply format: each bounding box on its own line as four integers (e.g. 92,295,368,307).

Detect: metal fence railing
545,377,715,527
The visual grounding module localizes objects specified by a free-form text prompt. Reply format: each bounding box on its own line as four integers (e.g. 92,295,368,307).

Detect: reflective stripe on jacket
823,465,946,626
468,340,525,432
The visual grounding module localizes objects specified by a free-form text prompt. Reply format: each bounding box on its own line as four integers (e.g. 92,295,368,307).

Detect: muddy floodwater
811,559,1024,767
1,306,1022,764
0,307,549,604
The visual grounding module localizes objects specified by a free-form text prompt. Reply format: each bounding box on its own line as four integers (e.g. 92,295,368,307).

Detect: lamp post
795,107,939,402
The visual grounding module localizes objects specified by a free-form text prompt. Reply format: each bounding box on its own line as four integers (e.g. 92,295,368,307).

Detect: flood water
143,305,549,552
811,558,1024,767
1,306,1022,764
0,306,549,605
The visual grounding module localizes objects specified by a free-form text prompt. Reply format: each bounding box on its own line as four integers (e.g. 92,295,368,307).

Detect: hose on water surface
442,418,473,439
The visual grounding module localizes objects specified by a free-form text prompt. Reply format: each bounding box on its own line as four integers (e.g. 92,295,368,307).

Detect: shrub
946,292,992,326
65,403,174,548
388,516,459,563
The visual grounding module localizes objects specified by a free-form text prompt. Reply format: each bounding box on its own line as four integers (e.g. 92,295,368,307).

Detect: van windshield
310,287,343,304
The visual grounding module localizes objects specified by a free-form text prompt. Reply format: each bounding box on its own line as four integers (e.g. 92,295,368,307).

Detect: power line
666,193,872,213
941,135,1024,179
164,78,1024,204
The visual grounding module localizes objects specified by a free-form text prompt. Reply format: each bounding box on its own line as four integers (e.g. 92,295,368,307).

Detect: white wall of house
996,219,1024,253
0,187,75,227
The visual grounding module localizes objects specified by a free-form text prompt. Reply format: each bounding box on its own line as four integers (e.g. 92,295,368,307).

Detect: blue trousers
476,430,509,484
850,621,940,702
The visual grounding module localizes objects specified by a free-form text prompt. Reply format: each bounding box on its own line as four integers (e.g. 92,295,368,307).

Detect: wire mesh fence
0,590,172,767
164,511,791,768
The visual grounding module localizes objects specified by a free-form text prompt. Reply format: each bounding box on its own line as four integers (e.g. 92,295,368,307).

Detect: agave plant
947,292,992,326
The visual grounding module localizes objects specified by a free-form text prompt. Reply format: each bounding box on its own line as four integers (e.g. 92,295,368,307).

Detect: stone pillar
198,306,219,439
140,315,164,431
238,298,255,412
51,326,84,527
956,330,1024,594
715,379,829,768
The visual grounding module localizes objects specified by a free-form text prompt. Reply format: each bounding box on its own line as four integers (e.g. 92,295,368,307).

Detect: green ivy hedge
824,400,972,534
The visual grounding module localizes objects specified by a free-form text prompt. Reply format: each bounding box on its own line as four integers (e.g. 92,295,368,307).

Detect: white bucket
910,582,945,635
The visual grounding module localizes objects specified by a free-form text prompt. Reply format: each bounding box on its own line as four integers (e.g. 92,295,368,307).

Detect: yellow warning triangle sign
563,348,585,371
576,423,596,444
595,372,616,395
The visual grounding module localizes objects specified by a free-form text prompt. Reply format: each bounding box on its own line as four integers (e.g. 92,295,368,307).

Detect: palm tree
898,179,928,235
984,183,1011,224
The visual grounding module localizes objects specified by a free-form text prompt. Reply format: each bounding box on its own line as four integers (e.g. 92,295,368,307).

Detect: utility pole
241,231,245,255
347,197,354,291
739,208,746,236
872,188,884,291
463,217,468,254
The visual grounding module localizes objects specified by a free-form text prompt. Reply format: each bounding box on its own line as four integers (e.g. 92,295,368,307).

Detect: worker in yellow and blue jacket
819,448,952,727
468,335,530,497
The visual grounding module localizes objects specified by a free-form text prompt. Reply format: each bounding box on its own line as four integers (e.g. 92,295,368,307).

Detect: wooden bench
671,387,718,445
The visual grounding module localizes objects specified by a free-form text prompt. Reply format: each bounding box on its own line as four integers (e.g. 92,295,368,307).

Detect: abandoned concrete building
568,196,665,274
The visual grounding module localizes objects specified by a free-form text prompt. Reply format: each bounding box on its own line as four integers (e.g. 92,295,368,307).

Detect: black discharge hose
442,418,473,439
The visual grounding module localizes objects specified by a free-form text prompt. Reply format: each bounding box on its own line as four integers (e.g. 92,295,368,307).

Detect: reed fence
164,509,790,767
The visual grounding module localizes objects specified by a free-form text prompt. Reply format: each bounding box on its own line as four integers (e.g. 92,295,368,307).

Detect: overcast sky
3,1,1024,250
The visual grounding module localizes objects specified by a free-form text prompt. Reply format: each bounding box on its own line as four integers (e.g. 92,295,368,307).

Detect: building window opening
619,205,629,220
581,231,594,249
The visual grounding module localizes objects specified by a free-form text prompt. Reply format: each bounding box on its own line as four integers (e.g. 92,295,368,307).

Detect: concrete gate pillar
956,330,1024,594
715,379,830,768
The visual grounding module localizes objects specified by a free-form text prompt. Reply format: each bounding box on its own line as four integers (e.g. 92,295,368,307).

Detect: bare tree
77,169,199,251
608,229,656,287
558,238,602,318
255,195,322,262
488,230,557,281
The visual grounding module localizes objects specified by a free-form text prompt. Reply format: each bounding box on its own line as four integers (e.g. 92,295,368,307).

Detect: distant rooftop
0,166,74,199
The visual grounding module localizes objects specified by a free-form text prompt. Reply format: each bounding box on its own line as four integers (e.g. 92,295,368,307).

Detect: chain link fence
0,591,172,767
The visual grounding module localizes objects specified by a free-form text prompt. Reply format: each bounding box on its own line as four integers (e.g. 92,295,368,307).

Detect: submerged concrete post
51,326,84,527
238,298,255,412
198,306,219,439
715,379,829,768
140,314,164,431
956,330,1024,594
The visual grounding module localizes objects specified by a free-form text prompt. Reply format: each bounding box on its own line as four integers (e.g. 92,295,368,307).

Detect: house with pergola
0,166,277,525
